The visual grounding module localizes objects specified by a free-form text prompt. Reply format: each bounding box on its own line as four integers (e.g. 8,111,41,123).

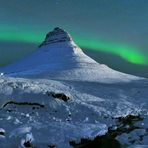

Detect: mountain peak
0,27,140,83
39,27,72,47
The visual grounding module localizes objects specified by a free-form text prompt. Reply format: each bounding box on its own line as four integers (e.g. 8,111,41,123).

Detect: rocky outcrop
70,115,148,148
39,27,72,47
47,91,70,102
2,101,45,109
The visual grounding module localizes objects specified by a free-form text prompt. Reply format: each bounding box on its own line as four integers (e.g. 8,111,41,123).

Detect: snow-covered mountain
0,27,141,83
0,27,148,148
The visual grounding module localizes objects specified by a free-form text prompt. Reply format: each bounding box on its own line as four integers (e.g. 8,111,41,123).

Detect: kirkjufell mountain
0,28,148,148
0,27,140,83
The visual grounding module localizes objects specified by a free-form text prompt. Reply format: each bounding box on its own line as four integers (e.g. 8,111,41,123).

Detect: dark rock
0,131,5,136
48,144,56,148
39,27,72,47
47,92,70,102
23,140,33,148
70,136,121,148
2,101,45,108
70,114,144,148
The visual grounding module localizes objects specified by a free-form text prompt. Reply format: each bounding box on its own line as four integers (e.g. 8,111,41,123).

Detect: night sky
0,0,148,77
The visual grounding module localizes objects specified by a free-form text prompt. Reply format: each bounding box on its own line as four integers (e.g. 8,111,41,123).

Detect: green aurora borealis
0,29,147,65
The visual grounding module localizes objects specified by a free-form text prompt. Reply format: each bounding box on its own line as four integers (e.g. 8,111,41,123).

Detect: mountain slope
0,27,141,83
0,28,148,147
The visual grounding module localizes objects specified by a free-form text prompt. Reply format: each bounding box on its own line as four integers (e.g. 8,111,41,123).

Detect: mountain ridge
0,27,143,83
39,27,72,47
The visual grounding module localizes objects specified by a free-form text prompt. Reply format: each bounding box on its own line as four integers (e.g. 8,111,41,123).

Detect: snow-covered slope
0,27,141,83
0,28,148,148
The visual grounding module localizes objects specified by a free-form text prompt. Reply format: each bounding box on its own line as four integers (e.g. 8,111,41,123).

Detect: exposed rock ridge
39,27,72,47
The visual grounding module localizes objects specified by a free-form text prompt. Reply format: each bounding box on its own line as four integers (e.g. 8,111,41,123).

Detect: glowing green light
0,30,43,44
0,28,147,65
73,36,148,65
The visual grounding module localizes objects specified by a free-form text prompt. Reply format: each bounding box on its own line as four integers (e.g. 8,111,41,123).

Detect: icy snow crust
0,28,148,147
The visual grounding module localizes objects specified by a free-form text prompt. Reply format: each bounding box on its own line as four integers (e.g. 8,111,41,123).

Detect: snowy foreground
0,28,148,148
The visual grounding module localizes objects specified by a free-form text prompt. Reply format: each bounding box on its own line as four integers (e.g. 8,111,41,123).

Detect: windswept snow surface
0,28,148,147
